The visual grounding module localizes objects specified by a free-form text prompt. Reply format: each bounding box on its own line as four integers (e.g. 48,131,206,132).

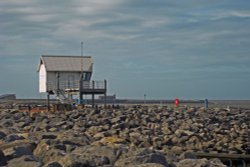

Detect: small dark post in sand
204,99,208,110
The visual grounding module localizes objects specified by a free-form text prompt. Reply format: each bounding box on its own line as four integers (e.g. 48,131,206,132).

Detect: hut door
84,72,91,81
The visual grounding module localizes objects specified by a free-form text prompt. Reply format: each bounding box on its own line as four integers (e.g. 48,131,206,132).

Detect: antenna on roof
81,41,83,57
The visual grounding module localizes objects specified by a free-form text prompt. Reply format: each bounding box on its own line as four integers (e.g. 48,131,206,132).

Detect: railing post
104,80,107,109
92,80,95,90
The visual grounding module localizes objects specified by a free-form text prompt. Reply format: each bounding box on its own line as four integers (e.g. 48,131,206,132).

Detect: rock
171,136,179,145
33,140,65,164
162,151,178,166
0,104,248,166
99,136,127,145
115,148,169,167
112,122,130,130
129,132,141,145
72,145,117,165
6,155,42,167
136,163,166,167
176,158,226,167
43,161,62,167
16,121,28,128
61,124,73,130
5,134,25,142
3,143,35,159
179,151,197,160
17,133,29,139
53,144,66,151
93,132,106,140
209,158,227,166
48,127,58,132
58,154,89,167
162,127,171,135
36,148,65,164
57,132,91,146
111,117,121,124
182,130,194,136
42,134,57,140
0,149,7,166
188,135,200,144
52,121,66,127
0,131,7,139
171,146,183,153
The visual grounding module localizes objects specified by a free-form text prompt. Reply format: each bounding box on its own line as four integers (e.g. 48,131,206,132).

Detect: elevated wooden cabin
37,55,107,107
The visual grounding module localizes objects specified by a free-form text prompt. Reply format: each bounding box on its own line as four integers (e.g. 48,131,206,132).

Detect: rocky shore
0,105,249,167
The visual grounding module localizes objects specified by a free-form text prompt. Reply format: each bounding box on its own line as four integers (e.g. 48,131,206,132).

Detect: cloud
23,14,57,22
0,0,34,5
186,8,250,22
0,0,250,98
230,11,250,18
74,0,124,15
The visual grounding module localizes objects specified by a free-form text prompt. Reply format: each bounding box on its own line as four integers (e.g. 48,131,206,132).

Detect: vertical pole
104,80,107,109
92,81,95,108
81,41,83,56
47,93,50,112
144,94,146,105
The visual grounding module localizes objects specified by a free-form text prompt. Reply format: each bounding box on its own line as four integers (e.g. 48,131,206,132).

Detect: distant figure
175,98,179,107
71,103,76,110
28,105,31,111
204,99,208,109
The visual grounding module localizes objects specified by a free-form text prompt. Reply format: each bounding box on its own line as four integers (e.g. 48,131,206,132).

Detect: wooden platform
46,80,107,109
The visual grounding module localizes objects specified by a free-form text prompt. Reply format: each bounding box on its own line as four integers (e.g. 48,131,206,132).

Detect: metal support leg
92,81,95,108
104,92,107,109
92,94,95,108
79,92,83,104
47,93,50,112
79,81,83,104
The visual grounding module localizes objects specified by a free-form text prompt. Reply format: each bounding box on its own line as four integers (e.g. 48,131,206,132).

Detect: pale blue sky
0,0,250,99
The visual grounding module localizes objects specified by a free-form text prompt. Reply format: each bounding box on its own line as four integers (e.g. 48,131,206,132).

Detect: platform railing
47,80,106,92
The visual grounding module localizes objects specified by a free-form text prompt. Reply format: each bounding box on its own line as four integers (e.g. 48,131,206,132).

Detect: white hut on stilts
37,55,107,110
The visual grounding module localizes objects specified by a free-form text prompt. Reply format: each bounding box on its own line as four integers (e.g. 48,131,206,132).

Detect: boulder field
0,105,248,167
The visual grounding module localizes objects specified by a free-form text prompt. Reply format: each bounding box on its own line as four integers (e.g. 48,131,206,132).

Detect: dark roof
38,55,93,72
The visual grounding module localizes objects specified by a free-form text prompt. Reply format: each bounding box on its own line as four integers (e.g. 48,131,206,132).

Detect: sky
0,0,250,100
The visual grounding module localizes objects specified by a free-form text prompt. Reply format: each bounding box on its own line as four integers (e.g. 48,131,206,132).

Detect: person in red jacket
175,98,179,107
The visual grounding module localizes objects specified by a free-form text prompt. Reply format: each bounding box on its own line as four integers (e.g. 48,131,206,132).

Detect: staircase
53,89,71,104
